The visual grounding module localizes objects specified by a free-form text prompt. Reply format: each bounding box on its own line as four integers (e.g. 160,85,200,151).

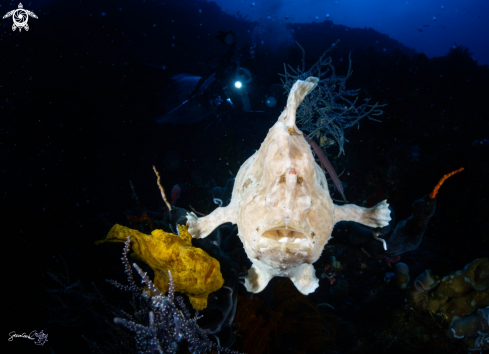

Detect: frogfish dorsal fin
279,77,319,135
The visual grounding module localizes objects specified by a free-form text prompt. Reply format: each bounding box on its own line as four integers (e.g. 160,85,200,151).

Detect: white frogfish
188,77,391,295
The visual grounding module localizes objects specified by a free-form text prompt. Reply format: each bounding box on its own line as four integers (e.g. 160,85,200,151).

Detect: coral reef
41,249,236,353
408,258,489,352
96,224,224,310
398,167,464,255
385,193,436,257
280,41,385,156
348,168,464,257
234,278,336,353
425,258,489,320
409,269,441,308
107,237,239,354
449,307,488,351
394,262,410,289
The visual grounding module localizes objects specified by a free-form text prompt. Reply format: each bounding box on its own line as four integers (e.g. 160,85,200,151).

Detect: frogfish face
237,120,334,273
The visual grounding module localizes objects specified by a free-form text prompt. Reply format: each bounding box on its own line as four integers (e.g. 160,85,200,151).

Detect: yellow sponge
97,224,224,310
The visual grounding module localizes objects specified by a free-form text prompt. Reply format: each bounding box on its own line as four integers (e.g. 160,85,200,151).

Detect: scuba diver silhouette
156,30,260,125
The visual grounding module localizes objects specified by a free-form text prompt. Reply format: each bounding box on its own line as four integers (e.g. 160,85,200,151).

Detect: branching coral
279,40,386,156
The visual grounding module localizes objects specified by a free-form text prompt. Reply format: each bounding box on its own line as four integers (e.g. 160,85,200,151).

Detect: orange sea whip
429,167,464,199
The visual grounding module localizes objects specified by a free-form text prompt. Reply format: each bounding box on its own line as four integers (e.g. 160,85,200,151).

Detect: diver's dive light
234,67,252,112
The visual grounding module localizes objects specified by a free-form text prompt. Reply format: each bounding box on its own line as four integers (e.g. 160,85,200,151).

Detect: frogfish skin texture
188,77,391,295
